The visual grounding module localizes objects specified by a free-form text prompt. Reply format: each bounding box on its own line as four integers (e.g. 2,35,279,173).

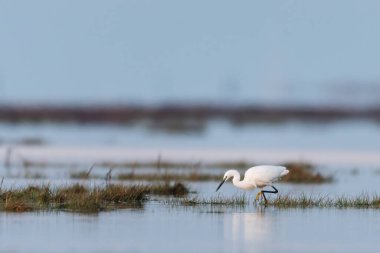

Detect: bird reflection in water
224,209,272,251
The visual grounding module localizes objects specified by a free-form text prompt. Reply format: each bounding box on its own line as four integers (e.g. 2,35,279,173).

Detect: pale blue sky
1,0,380,105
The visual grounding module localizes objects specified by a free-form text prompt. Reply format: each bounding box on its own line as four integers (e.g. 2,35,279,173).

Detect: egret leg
261,186,278,205
255,191,262,201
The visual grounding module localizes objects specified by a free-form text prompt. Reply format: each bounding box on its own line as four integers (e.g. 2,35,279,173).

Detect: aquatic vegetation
160,191,380,209
10,158,331,184
179,195,247,207
12,160,332,185
117,171,220,182
70,162,331,184
2,183,380,211
148,182,189,196
0,182,190,213
211,161,249,169
0,185,52,212
100,160,253,170
167,194,380,209
70,171,93,179
24,171,47,179
53,184,148,212
269,193,380,209
69,167,220,182
269,193,329,208
1,104,379,125
117,162,330,185
281,162,333,183
70,164,96,179
147,119,206,133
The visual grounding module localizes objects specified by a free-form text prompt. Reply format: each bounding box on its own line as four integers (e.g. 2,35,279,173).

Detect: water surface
1,204,378,253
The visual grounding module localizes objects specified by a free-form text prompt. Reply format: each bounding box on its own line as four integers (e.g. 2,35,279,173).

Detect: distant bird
216,165,289,205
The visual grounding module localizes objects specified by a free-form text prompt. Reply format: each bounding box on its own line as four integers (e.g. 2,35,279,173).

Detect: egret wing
244,165,288,185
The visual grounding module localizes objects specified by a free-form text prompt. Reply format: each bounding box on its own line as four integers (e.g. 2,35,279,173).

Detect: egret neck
230,170,256,190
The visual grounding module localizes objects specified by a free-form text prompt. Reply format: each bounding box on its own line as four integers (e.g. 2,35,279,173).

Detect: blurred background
1,0,380,165
2,3,380,252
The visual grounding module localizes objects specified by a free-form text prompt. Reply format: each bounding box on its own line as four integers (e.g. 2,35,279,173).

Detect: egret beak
216,179,226,192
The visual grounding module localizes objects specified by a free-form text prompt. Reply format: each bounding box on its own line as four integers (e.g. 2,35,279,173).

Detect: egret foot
255,191,263,201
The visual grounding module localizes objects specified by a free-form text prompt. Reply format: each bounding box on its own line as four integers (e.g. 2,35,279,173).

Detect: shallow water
1,165,379,197
1,159,380,252
1,204,379,253
2,120,380,150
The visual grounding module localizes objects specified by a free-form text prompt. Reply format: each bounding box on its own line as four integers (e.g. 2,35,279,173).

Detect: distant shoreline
0,104,380,124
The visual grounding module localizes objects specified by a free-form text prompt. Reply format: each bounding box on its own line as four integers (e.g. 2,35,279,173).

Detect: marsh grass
64,160,308,171
70,171,94,179
52,184,148,212
2,184,380,211
269,194,330,208
282,163,332,183
24,171,46,179
179,195,248,206
113,162,332,184
269,193,380,209
98,160,251,170
70,164,96,179
0,185,52,212
12,160,332,184
0,182,190,212
72,162,331,184
69,165,220,182
148,182,189,196
165,193,380,209
117,171,220,182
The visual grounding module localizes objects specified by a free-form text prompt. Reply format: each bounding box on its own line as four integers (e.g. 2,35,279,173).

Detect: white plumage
216,165,289,204
244,165,289,187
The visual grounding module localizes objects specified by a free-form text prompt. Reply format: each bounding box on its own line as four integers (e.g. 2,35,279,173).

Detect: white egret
216,165,289,204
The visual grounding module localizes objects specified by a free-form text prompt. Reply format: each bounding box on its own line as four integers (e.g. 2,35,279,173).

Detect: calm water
1,165,379,197
1,119,380,252
1,120,380,150
1,166,380,252
1,203,379,253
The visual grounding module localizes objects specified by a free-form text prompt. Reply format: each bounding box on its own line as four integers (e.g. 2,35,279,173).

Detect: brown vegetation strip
0,183,189,213
281,163,333,183
1,104,380,126
116,172,219,182
70,162,332,184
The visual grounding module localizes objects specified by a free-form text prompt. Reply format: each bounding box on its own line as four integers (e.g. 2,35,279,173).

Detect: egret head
216,170,237,192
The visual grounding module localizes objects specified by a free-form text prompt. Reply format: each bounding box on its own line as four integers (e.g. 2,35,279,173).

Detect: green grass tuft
269,193,380,209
